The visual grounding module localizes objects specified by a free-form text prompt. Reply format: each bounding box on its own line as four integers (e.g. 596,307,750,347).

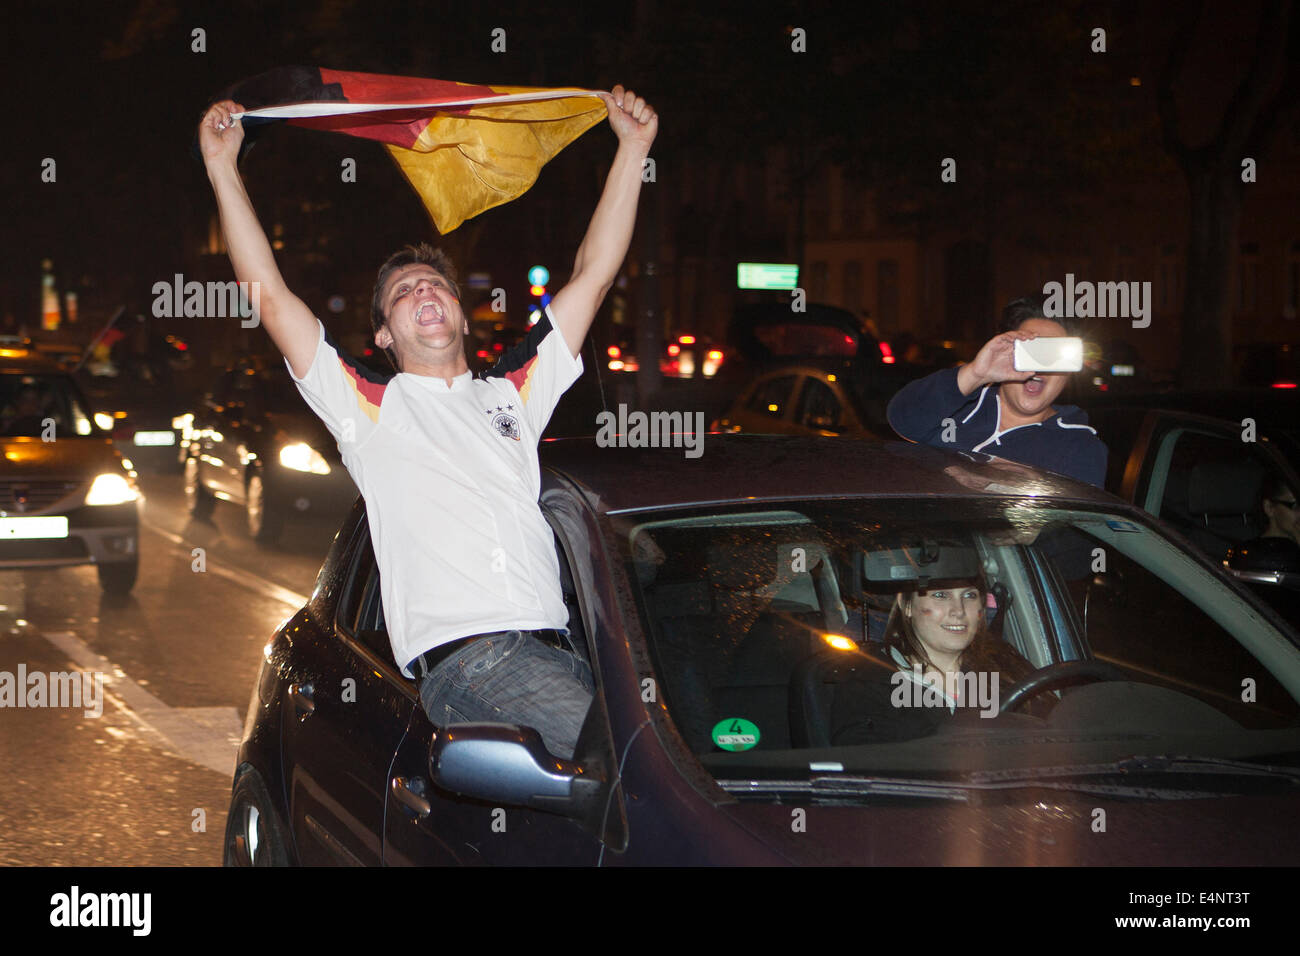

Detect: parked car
181,359,357,543
226,436,1300,866
712,365,891,438
0,347,141,593
729,302,906,395
1085,393,1300,627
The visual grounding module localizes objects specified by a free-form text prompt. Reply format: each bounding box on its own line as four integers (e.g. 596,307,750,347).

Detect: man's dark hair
370,243,461,370
1000,294,1081,336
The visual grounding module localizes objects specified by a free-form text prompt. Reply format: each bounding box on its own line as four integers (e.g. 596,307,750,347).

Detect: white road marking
40,630,242,777
142,518,310,608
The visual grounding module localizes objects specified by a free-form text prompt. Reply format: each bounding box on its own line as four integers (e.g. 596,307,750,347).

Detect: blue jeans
418,630,594,760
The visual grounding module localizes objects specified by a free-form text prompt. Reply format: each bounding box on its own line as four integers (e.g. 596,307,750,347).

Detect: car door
279,523,416,865
382,512,611,865
1121,412,1299,563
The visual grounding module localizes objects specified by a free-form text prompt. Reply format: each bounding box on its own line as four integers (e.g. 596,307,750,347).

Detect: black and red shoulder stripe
480,310,560,404
322,325,392,423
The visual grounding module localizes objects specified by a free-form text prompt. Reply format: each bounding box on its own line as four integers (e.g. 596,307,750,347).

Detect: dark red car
226,437,1300,865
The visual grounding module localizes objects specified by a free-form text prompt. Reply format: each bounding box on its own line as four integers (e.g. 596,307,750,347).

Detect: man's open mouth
415,301,446,326
1022,375,1044,396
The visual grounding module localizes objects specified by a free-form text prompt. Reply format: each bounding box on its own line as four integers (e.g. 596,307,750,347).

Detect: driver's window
1044,528,1300,729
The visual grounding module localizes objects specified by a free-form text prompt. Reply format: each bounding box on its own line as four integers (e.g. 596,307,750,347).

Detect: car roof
539,434,1121,515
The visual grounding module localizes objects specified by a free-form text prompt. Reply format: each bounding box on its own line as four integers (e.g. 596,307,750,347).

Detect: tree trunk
1179,166,1243,387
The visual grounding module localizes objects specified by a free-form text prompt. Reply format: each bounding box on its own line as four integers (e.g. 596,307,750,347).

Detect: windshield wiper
719,755,1300,803
965,754,1300,787
719,776,973,802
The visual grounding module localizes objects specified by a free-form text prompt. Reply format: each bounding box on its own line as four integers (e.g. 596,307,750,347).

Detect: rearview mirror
862,540,981,589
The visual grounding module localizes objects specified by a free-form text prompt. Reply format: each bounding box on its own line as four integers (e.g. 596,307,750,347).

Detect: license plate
0,517,69,539
133,431,176,446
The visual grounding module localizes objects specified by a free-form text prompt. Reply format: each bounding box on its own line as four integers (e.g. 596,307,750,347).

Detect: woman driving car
831,576,1044,744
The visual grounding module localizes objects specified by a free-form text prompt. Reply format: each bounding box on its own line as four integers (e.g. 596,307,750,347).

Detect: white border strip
235,88,599,120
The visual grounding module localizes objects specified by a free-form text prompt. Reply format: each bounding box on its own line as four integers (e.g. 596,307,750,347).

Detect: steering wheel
999,660,1128,714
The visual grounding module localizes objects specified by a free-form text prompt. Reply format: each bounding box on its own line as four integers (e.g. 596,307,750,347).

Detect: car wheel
224,769,291,867
247,472,284,544
97,555,138,595
184,455,214,519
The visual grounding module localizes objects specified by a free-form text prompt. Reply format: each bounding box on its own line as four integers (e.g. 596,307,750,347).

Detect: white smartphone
1013,336,1083,373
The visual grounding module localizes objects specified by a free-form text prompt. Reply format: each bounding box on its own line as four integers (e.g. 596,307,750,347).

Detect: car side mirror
430,723,611,833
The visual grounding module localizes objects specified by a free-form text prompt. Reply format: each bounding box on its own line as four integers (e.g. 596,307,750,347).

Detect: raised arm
550,85,658,358
199,100,320,378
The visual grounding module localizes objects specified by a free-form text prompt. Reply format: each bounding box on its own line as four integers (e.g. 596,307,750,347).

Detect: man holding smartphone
887,295,1108,487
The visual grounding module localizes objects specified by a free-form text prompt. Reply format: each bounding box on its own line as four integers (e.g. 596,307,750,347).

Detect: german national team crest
490,409,521,441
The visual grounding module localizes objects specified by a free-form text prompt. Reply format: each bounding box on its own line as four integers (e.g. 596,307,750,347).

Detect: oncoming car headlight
279,442,331,475
85,473,139,506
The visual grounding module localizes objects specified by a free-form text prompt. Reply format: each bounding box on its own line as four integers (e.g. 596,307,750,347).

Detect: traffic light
527,265,551,326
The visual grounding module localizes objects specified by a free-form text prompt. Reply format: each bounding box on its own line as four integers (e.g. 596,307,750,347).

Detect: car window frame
329,504,603,699
332,515,419,699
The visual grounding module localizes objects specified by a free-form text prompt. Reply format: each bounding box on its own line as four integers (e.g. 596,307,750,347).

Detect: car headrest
632,532,667,586
1187,461,1265,516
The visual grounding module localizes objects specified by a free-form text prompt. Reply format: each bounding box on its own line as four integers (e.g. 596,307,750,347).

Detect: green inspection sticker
712,718,761,752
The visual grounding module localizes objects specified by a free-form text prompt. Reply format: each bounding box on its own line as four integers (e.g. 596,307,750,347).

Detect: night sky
2,0,1294,372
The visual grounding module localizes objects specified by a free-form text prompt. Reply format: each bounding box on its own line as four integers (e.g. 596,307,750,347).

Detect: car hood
721,791,1300,865
0,437,121,480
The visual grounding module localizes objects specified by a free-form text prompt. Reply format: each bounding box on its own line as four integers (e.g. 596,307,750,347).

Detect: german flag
214,67,607,233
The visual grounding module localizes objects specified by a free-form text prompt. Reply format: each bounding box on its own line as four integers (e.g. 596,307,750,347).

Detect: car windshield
618,498,1300,793
0,373,95,437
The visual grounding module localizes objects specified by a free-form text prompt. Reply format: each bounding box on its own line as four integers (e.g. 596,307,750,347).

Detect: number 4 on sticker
711,717,761,752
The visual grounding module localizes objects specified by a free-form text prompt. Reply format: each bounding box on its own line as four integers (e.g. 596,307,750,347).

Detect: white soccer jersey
288,306,583,676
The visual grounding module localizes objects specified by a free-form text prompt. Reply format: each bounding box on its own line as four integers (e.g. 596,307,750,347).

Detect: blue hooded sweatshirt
887,367,1108,488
